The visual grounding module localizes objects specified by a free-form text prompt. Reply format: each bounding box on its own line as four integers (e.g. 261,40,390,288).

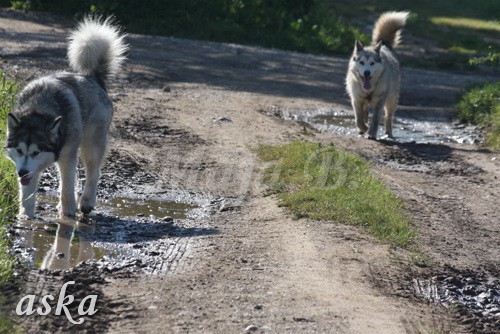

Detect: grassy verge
0,70,20,333
257,141,416,248
457,82,500,150
0,70,18,283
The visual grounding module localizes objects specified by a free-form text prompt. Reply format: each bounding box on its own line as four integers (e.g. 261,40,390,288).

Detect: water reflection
13,196,199,270
16,216,104,270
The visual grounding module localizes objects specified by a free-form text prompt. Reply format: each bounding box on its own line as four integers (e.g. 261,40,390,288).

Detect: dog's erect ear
48,116,62,140
374,41,383,54
7,113,20,131
355,40,364,52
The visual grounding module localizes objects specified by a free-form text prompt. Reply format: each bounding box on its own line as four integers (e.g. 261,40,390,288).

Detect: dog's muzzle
18,169,32,186
361,71,372,90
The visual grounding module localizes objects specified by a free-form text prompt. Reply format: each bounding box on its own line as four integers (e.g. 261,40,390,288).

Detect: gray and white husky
346,11,409,139
5,16,127,218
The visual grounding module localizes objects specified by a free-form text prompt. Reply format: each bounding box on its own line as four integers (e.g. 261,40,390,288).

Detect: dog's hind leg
20,173,41,219
79,125,108,214
57,152,78,217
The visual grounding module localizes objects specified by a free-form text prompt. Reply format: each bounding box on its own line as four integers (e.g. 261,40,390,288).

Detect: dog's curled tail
372,11,409,49
67,16,128,84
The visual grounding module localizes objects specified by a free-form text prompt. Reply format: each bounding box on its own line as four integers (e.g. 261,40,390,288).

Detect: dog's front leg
19,173,40,219
383,98,398,139
353,101,368,134
367,99,385,139
57,155,78,217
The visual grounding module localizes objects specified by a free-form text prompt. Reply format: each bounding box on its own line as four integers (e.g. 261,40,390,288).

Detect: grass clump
0,70,19,283
257,141,416,248
0,72,19,219
430,17,500,33
457,82,500,150
0,71,20,333
0,72,18,280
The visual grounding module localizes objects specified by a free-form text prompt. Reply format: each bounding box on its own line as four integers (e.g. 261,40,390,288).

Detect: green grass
457,82,500,150
0,70,20,333
430,17,500,33
0,70,18,282
257,142,416,248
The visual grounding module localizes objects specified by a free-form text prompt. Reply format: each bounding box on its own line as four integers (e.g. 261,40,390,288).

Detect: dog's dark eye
32,151,40,157
370,62,375,66
16,148,23,155
360,61,365,65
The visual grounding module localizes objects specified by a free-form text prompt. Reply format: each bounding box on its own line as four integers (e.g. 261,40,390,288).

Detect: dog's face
5,113,61,187
350,40,384,91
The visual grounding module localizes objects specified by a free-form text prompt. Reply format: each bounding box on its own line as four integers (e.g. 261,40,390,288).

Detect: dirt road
1,10,498,334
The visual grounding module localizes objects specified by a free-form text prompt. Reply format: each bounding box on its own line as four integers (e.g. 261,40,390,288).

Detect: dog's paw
60,203,77,218
79,205,94,215
381,134,396,141
19,205,36,219
366,134,378,140
18,212,35,220
61,210,77,218
357,125,368,134
79,197,95,215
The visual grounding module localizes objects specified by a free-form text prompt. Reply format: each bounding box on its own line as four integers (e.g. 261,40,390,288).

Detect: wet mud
7,179,218,331
414,268,500,333
260,105,484,145
10,195,201,271
374,141,485,176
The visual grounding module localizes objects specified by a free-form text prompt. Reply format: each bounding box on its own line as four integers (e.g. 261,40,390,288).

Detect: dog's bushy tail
67,16,127,84
372,11,409,49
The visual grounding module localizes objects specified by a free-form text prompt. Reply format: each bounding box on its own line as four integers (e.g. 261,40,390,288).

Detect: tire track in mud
147,236,190,274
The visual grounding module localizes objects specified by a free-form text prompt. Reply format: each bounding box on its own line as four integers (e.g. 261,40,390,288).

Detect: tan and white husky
346,11,409,139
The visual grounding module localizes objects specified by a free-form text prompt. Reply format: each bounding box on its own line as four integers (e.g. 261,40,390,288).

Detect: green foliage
0,71,19,333
0,304,21,334
457,82,500,149
25,0,367,54
0,70,19,285
11,0,32,10
0,72,19,224
257,142,416,247
469,52,499,68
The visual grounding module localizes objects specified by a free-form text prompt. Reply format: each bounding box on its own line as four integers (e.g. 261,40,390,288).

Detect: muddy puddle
260,106,482,145
414,271,500,331
104,197,197,220
10,194,204,272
